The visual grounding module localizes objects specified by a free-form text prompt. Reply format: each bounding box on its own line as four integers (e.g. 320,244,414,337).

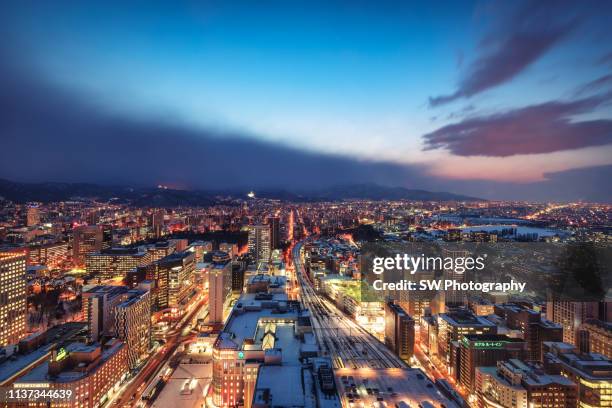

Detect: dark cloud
423,93,612,157
429,2,579,107
0,45,425,191
1,42,611,202
574,74,612,96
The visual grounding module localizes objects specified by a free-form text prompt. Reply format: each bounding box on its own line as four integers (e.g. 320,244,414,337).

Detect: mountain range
0,179,482,205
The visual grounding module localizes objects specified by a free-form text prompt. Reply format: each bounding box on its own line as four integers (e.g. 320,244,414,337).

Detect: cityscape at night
0,1,611,408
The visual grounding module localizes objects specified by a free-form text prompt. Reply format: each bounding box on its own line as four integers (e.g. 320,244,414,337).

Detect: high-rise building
232,262,245,294
495,303,563,361
156,251,195,310
114,289,151,369
26,206,40,227
208,259,232,324
267,216,281,249
441,249,469,310
73,225,103,267
476,359,578,408
85,248,151,280
248,225,271,263
578,319,612,358
151,209,165,238
0,250,27,346
384,301,415,362
546,301,598,346
82,285,130,341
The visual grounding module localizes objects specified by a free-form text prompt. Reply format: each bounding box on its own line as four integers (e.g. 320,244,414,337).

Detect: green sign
473,341,505,349
55,348,68,361
238,351,244,359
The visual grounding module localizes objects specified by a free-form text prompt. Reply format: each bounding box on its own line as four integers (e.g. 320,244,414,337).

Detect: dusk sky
1,1,612,202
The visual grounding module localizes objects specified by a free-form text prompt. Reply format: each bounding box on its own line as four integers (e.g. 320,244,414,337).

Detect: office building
145,240,176,263
156,251,195,310
114,289,151,369
384,301,415,361
0,250,27,346
13,340,129,408
437,310,497,361
546,301,598,346
248,225,271,263
27,241,70,269
476,359,578,408
543,341,612,408
266,216,281,249
26,206,40,227
85,248,151,280
151,209,165,238
232,262,246,294
208,259,232,324
82,285,130,341
456,334,527,393
578,319,612,358
495,303,563,361
73,225,103,268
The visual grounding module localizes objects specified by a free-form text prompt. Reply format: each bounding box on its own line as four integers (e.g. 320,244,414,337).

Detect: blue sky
1,1,612,201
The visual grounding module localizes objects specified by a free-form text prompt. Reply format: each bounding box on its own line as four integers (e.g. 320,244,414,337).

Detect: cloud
0,44,426,191
444,165,612,203
423,93,612,156
429,2,578,107
598,52,612,67
574,74,612,96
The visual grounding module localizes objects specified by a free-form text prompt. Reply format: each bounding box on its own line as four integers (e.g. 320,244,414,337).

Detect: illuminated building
441,249,469,310
456,334,527,393
495,303,563,361
82,285,130,341
27,241,70,269
212,293,314,408
0,250,27,346
85,247,151,279
13,340,129,408
114,289,151,369
248,225,271,263
546,301,598,346
156,251,195,310
419,314,438,356
26,206,40,227
384,301,415,362
208,258,232,324
437,310,497,362
476,359,578,408
543,341,612,408
578,319,612,359
151,209,165,238
144,240,176,262
72,225,103,268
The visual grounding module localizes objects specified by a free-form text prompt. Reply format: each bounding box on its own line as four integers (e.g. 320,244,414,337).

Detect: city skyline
1,1,612,202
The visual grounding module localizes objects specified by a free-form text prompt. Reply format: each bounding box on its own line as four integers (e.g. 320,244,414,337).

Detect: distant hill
309,183,482,202
0,179,483,205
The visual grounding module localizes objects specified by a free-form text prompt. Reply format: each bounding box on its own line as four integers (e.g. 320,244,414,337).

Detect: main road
292,240,407,370
109,292,208,408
